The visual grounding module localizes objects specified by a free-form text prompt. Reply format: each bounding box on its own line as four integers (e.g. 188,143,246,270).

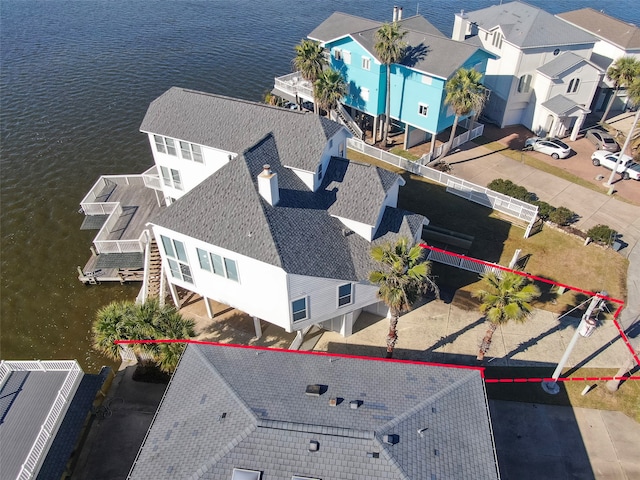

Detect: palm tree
315,68,347,117
600,56,640,123
92,299,195,372
442,67,486,157
293,39,328,114
369,237,438,358
473,272,541,362
374,22,406,145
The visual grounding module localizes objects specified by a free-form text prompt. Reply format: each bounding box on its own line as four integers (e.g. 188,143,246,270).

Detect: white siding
152,225,292,331
145,132,235,201
287,274,380,331
333,216,374,241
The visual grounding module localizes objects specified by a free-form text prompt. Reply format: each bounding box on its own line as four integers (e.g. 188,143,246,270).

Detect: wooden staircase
145,239,162,299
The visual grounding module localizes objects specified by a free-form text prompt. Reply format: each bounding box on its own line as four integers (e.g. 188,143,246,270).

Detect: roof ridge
257,418,374,439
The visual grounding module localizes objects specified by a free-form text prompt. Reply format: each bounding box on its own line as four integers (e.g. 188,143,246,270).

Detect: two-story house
557,8,640,116
275,11,493,154
452,1,602,140
141,87,427,340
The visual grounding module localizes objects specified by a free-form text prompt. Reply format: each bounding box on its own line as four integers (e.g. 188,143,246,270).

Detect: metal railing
274,71,314,101
425,249,503,276
347,137,538,237
335,103,363,140
0,361,83,480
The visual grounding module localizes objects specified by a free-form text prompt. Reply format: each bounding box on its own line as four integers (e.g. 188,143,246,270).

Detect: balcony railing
0,361,83,480
142,165,162,191
274,71,314,101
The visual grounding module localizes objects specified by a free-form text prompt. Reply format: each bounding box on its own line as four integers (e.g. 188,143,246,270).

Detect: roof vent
366,452,380,458
305,384,327,396
383,434,399,445
350,400,363,409
308,440,320,452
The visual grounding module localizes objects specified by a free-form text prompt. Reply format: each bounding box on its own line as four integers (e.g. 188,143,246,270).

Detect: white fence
0,361,83,480
347,137,538,237
420,119,484,164
425,248,504,277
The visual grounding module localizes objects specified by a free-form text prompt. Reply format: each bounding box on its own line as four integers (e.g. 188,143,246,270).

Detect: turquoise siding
325,37,492,134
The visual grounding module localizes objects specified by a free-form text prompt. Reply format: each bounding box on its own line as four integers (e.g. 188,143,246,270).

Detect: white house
452,1,602,139
557,8,640,115
141,87,427,339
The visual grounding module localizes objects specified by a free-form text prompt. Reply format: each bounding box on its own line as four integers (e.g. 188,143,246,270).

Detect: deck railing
274,71,314,101
0,361,83,480
347,137,538,237
142,166,162,191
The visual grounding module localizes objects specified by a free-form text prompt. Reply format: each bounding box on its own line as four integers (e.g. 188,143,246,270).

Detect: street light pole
605,108,640,191
542,293,606,394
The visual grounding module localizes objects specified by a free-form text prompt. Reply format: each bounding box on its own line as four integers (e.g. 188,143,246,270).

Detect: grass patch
485,367,640,422
389,147,420,161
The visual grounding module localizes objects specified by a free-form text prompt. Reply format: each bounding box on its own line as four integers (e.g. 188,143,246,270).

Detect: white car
523,137,572,159
591,151,640,181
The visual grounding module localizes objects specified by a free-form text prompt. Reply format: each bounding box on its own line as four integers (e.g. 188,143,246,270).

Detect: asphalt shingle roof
148,89,426,281
557,8,640,50
537,51,594,78
465,1,596,49
541,94,586,115
140,87,342,173
128,344,500,480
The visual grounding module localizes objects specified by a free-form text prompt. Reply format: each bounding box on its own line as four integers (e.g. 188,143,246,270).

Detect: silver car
523,137,572,159
585,129,620,152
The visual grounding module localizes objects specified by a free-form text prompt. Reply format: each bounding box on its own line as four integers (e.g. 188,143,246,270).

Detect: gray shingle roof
465,1,596,48
557,8,640,50
308,13,443,44
541,94,587,115
140,88,342,173
128,344,499,480
149,89,425,281
354,27,484,78
537,52,594,78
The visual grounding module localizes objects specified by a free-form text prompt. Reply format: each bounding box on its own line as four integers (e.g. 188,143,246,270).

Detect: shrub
587,224,617,244
532,200,555,220
487,179,533,202
548,206,575,226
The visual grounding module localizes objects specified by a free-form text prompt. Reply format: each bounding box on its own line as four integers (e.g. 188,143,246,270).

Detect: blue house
276,11,493,153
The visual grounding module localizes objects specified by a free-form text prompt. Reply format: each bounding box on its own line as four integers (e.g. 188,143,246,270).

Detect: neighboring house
275,11,494,152
127,343,500,479
141,87,427,340
557,8,640,114
452,1,602,139
0,361,107,480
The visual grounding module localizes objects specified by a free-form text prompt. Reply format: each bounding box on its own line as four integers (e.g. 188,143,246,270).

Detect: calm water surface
1,0,637,371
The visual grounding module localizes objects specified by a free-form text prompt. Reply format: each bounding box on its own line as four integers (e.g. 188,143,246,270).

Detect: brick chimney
258,164,279,206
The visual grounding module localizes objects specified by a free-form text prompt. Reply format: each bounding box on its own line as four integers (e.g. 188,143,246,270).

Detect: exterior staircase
145,239,162,299
333,103,364,140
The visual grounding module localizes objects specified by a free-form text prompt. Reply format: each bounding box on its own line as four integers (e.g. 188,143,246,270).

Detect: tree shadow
402,43,430,68
422,316,486,355
503,316,577,363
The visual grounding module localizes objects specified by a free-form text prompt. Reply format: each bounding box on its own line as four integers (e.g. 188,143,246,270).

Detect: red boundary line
115,247,639,384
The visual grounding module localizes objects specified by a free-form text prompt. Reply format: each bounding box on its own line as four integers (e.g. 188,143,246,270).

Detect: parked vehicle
523,137,572,159
585,129,620,152
591,151,640,180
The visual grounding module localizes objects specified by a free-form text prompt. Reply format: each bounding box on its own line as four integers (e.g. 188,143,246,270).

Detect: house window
160,166,171,187
154,135,166,154
421,75,432,85
165,138,177,156
362,56,370,70
334,48,342,61
316,163,323,180
517,74,532,93
567,78,580,94
292,298,308,322
160,166,183,190
171,168,183,190
179,141,204,163
553,48,560,56
196,248,239,282
338,283,353,307
418,104,429,117
491,31,503,49
343,50,351,65
361,87,370,102
160,235,193,284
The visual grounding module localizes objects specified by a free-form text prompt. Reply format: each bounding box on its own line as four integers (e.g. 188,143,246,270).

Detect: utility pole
542,293,606,394
605,109,640,193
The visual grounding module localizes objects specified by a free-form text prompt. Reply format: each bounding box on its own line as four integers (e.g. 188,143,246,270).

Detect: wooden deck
99,184,162,242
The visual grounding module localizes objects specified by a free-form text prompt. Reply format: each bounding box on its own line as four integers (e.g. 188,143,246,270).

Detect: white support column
159,264,167,307
372,115,378,143
167,277,180,309
204,297,213,319
253,316,263,339
403,123,410,150
570,112,587,141
340,312,354,337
